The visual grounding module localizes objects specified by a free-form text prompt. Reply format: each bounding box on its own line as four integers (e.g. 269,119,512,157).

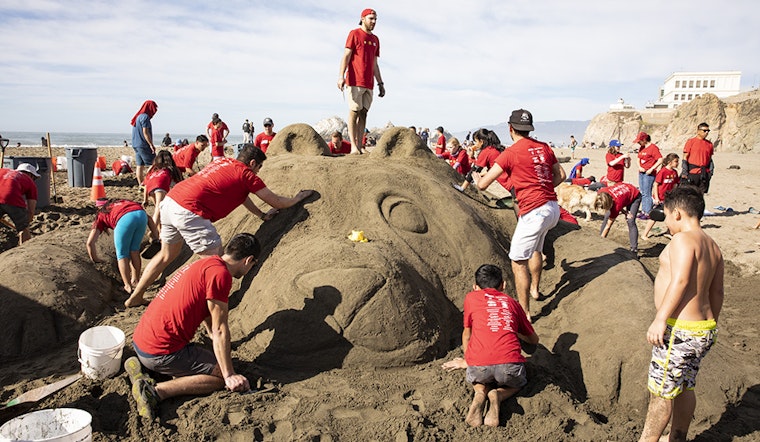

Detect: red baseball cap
361,8,376,18
633,131,649,143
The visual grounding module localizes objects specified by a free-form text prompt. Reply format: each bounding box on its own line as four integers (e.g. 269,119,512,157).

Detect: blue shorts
113,210,148,259
133,341,217,377
133,146,156,167
466,363,527,388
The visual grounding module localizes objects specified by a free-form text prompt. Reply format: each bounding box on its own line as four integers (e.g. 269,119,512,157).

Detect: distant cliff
583,91,760,152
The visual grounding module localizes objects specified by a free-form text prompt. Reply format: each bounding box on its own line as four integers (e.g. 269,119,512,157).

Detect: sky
1,0,758,135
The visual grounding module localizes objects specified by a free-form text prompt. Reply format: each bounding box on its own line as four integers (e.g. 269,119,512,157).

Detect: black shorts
0,204,30,231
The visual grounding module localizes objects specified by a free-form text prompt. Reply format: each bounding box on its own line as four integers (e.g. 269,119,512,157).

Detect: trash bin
3,156,52,208
66,147,98,188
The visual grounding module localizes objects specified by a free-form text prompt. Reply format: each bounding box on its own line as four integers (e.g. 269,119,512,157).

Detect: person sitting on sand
596,182,642,254
124,145,314,308
445,137,471,176
638,185,724,442
641,153,680,240
172,135,209,177
0,163,39,246
442,264,538,427
567,157,589,181
125,233,260,419
142,150,183,230
86,198,159,294
328,131,352,155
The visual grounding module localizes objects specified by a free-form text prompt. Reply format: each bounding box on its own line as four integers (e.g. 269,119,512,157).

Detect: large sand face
224,126,516,368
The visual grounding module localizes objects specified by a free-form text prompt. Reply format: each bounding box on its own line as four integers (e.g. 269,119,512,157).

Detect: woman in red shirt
455,129,507,192
605,140,630,186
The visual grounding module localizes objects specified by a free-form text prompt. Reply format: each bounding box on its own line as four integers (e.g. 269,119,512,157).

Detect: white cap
16,163,40,178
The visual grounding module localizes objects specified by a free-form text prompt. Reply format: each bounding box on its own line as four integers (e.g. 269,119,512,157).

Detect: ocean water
0,131,245,148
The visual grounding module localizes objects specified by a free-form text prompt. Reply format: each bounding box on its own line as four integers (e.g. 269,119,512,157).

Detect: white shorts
509,201,560,261
347,86,373,112
159,196,222,254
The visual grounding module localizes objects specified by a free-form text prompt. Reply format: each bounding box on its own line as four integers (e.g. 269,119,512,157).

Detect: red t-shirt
210,122,229,157
92,199,143,232
494,138,558,216
450,149,471,175
463,288,535,366
0,169,38,208
132,256,232,355
683,137,714,170
571,178,592,186
476,146,511,190
344,28,379,89
168,157,267,222
328,140,352,154
144,168,172,195
173,145,201,173
559,207,579,225
638,143,662,171
606,152,626,183
655,168,680,201
111,160,132,176
599,182,641,220
254,132,276,153
434,135,446,155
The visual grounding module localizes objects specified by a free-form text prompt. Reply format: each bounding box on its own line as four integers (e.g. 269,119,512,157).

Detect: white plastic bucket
56,156,68,171
0,408,92,442
77,326,125,381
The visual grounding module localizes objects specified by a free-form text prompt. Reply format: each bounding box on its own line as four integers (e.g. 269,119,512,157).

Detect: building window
675,80,680,88
689,80,694,88
710,80,715,88
688,94,693,100
674,94,679,100
696,80,701,88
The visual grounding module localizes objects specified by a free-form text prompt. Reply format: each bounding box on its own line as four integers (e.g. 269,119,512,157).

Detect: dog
556,183,598,221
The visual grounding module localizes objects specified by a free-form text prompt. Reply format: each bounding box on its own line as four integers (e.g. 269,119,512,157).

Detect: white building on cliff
650,71,741,108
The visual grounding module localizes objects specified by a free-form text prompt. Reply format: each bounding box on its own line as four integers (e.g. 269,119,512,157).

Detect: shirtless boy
639,185,724,442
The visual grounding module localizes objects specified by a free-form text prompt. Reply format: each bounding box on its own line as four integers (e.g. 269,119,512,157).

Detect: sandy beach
0,132,758,441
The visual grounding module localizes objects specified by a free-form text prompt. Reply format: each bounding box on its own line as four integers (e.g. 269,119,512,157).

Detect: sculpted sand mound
267,123,331,156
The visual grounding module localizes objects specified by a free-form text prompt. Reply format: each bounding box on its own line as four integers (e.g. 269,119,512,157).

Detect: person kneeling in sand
125,233,261,419
639,186,724,441
443,264,538,427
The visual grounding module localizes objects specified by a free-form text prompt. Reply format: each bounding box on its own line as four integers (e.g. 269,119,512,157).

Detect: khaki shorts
510,201,560,261
159,196,222,254
347,86,373,112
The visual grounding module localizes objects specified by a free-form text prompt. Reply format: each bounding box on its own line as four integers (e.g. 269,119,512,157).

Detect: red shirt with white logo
655,168,680,201
254,132,276,153
638,143,662,171
144,168,172,195
133,256,232,355
494,138,558,216
606,152,626,183
464,288,535,366
344,28,380,89
598,182,641,220
0,169,38,208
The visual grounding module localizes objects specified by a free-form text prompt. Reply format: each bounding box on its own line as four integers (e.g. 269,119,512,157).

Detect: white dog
556,183,598,221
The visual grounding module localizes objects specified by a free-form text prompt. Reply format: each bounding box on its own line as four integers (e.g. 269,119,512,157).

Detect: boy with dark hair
447,264,539,427
639,185,724,442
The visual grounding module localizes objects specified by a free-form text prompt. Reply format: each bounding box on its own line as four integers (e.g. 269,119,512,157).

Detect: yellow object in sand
348,230,368,242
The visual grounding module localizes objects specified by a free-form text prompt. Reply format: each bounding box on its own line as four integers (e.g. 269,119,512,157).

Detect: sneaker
124,357,158,419
451,183,464,192
636,213,650,220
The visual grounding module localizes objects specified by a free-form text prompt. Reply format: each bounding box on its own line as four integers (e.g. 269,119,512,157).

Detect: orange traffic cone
90,165,106,201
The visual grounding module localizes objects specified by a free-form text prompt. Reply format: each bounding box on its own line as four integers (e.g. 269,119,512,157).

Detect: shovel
3,374,82,409
46,132,63,204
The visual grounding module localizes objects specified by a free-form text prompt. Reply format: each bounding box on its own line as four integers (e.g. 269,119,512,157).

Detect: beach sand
0,136,757,441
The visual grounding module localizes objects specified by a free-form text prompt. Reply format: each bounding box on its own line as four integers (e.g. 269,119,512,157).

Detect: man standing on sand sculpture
125,233,261,419
473,109,566,321
338,8,385,154
124,145,314,308
639,185,724,442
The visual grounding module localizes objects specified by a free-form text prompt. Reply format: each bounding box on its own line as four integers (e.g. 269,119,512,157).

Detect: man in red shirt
474,109,566,320
173,135,209,177
433,126,446,155
682,122,714,194
444,264,538,427
328,131,352,155
254,118,276,153
125,145,314,308
0,163,39,246
338,8,385,155
126,233,260,419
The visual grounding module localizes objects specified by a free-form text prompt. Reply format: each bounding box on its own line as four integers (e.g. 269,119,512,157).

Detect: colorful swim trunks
647,318,717,399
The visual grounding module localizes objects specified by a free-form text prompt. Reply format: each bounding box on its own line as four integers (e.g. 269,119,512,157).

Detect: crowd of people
0,8,727,438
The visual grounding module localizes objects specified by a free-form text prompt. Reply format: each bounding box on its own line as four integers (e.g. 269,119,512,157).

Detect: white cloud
0,0,757,134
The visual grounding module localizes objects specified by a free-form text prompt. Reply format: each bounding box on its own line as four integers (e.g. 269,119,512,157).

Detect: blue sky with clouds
1,0,758,134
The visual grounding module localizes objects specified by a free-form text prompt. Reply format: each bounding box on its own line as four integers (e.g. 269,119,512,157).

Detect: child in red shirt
444,264,538,427
642,153,680,240
143,150,183,229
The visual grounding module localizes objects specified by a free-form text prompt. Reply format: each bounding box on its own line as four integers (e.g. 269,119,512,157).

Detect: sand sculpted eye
380,196,428,234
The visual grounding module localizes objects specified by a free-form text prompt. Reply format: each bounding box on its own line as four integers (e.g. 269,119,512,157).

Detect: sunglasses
700,129,710,133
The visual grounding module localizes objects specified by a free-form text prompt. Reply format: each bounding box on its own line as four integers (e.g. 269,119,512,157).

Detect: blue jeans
639,172,656,214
